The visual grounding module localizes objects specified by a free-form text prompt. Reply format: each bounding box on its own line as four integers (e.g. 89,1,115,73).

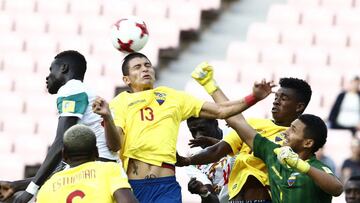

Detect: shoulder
110,91,128,105
57,80,87,97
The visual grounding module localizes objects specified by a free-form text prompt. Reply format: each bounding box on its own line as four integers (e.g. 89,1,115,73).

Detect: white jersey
57,79,119,161
186,155,236,203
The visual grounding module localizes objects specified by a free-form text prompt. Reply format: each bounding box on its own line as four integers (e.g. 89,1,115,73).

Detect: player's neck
131,85,154,92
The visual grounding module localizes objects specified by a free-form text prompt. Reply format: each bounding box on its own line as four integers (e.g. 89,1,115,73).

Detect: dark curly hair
279,77,312,109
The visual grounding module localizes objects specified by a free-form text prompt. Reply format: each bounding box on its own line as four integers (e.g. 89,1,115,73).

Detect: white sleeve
185,165,212,185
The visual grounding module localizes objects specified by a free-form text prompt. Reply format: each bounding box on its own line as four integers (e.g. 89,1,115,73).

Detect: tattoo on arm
144,174,157,179
132,163,138,175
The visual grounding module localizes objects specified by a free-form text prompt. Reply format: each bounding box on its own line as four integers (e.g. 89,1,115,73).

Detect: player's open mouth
143,75,151,79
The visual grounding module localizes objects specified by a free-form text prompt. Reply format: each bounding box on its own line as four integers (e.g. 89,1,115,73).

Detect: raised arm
192,62,274,149
307,167,343,196
92,97,123,152
12,117,78,203
176,141,232,166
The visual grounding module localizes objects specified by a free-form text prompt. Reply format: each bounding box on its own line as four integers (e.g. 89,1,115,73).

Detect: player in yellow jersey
36,124,138,203
176,62,313,202
91,52,274,203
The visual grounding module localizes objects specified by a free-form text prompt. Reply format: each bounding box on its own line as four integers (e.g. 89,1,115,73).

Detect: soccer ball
110,16,149,53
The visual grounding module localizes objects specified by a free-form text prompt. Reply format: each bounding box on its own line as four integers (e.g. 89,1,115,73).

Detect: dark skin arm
176,141,232,166
11,117,78,203
113,188,139,203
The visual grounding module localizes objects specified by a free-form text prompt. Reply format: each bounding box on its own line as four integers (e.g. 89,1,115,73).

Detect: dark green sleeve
253,134,279,163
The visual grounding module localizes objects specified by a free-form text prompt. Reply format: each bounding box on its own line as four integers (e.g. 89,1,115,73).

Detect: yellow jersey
36,161,131,203
110,86,204,170
223,118,287,199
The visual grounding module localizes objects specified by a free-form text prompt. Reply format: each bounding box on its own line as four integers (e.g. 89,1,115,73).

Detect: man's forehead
128,57,150,66
345,181,360,189
276,87,296,95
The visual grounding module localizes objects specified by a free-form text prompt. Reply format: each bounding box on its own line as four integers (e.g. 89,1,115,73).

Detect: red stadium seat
2,53,36,76
313,27,348,49
300,7,335,29
288,0,320,9
260,45,294,66
348,30,360,49
280,26,314,48
246,23,280,47
0,153,25,180
335,8,360,31
321,0,355,10
0,13,14,33
293,47,328,67
36,0,70,16
226,41,260,65
14,74,47,96
134,0,168,20
328,48,360,68
101,0,135,20
13,135,48,165
69,0,101,18
267,4,300,28
168,0,202,31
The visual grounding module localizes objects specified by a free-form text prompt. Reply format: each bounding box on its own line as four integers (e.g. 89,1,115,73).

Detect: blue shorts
129,176,182,203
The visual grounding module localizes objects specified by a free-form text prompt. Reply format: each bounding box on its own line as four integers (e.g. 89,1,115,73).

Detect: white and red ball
110,16,149,53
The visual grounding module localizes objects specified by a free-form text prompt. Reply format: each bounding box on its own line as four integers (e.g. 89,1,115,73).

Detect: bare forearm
33,137,63,185
226,114,256,149
103,115,122,152
190,141,231,165
307,167,343,196
211,88,229,103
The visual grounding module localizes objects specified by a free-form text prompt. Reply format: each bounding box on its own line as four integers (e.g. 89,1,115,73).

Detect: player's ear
60,63,70,74
123,75,131,86
303,138,314,150
295,102,305,114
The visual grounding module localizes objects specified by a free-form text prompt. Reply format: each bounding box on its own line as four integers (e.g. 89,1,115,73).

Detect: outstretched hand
0,181,15,201
189,136,219,148
252,79,276,101
175,152,191,167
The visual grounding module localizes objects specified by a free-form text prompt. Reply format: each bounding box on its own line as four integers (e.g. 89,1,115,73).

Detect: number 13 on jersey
140,107,154,121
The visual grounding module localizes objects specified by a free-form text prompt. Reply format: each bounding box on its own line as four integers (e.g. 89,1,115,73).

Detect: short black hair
122,52,149,76
348,175,360,182
279,77,312,109
55,50,87,80
186,117,219,127
298,114,327,153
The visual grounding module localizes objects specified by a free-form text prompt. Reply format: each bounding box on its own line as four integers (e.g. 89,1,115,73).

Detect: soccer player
345,175,360,203
91,52,273,203
36,124,138,203
177,62,314,202
185,117,235,203
177,65,343,202
0,50,119,202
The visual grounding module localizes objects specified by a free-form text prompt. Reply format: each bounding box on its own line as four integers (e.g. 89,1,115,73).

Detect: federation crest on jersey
287,172,299,187
154,92,166,105
62,100,76,113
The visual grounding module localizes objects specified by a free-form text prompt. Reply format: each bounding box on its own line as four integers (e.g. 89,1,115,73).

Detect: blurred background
1,0,360,202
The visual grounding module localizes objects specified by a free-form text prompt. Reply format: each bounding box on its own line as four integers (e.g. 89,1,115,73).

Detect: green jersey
253,134,333,203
